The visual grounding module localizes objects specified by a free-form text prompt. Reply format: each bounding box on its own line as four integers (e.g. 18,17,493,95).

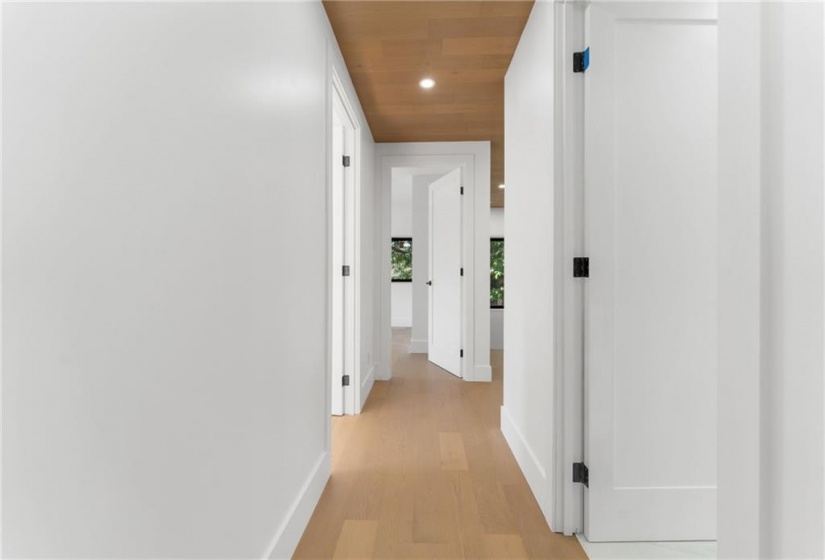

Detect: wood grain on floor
293,328,587,560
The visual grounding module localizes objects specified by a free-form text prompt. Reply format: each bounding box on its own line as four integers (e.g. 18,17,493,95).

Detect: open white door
427,168,462,377
584,3,718,541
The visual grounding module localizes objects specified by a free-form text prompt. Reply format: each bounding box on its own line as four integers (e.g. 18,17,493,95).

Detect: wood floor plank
332,520,378,560
502,482,552,536
472,471,520,535
481,533,530,559
412,473,459,544
439,432,470,471
294,328,587,560
344,472,386,520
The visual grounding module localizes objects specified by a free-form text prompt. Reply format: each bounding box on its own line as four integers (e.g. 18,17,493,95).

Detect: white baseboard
409,339,428,354
264,452,330,560
473,364,493,382
500,406,553,526
375,362,390,381
360,364,375,412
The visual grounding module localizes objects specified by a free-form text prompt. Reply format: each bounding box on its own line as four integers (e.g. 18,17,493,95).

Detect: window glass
391,238,412,282
491,238,504,308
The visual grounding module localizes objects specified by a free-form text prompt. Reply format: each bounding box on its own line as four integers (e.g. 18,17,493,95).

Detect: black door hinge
342,265,350,277
573,257,589,278
342,375,350,387
460,186,464,195
460,349,464,358
342,155,351,167
573,47,590,73
460,267,464,276
573,462,589,487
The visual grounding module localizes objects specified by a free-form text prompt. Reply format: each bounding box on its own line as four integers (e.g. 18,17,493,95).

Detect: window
491,238,504,308
391,238,412,282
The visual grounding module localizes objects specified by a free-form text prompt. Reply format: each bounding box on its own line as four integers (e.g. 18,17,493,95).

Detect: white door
584,3,718,541
428,169,462,377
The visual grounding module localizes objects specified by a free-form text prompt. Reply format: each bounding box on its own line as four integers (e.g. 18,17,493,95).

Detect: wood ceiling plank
365,81,500,97
482,54,515,69
442,36,520,56
479,1,535,19
362,68,503,86
359,90,456,106
379,113,466,127
348,55,491,74
381,39,443,58
428,16,531,39
368,104,438,117
433,103,503,116
325,1,484,23
453,90,504,104
330,17,431,40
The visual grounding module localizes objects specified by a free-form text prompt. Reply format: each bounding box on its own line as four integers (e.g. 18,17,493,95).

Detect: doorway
376,143,493,384
330,72,358,417
389,166,463,377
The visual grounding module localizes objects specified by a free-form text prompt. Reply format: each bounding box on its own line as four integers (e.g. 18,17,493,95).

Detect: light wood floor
293,329,587,560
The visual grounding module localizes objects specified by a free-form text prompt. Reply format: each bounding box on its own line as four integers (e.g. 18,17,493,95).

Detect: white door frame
327,66,361,416
375,143,492,383
550,0,587,536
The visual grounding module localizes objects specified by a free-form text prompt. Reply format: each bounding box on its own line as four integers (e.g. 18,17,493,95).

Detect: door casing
328,65,360,417
375,143,492,384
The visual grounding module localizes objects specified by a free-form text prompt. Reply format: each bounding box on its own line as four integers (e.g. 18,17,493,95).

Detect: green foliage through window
392,238,412,281
491,238,504,308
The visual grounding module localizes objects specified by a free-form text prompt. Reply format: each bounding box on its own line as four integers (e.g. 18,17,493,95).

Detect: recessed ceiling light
498,183,505,189
419,78,435,89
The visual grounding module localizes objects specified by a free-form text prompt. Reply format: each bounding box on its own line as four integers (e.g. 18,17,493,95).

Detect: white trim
0,3,5,553
473,365,492,383
360,364,375,411
263,452,330,560
375,142,491,383
0,2,5,555
556,0,586,537
409,339,428,354
501,406,552,522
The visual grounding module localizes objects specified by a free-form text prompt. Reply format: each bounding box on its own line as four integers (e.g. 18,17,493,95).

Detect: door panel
428,169,462,377
584,2,718,541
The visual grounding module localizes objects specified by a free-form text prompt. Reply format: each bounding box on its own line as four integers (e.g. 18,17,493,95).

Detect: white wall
718,4,825,558
490,208,505,351
359,112,379,412
391,283,413,328
2,3,375,558
490,309,504,351
391,172,413,237
500,0,559,527
490,207,505,237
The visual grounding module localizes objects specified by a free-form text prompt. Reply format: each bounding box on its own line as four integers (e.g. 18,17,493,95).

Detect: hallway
293,329,586,559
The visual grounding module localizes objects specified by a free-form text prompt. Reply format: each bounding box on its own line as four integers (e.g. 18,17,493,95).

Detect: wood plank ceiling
323,1,535,208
